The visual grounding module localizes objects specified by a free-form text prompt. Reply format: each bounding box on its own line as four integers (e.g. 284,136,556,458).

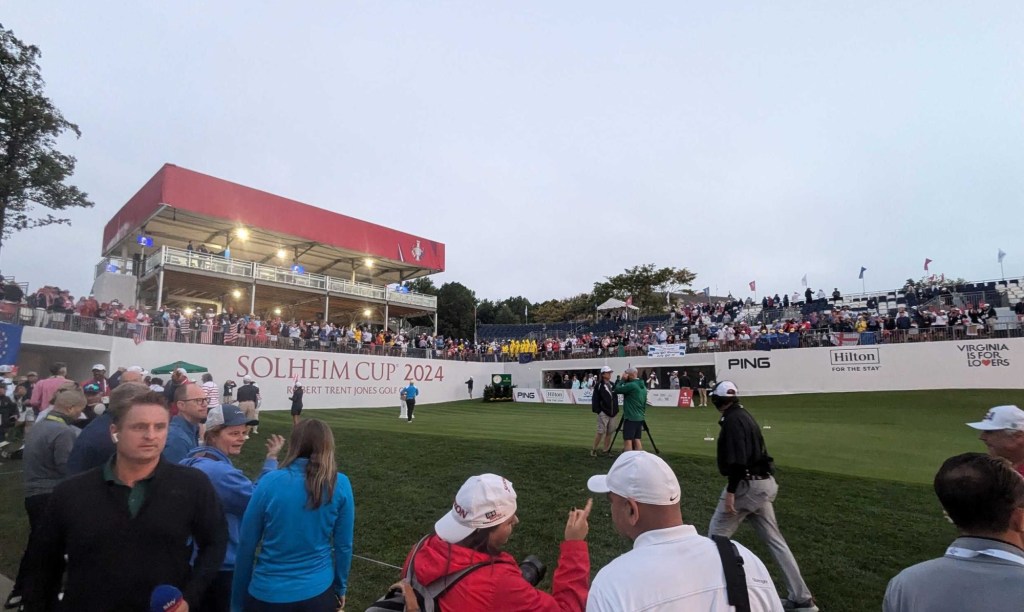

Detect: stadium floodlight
276,248,287,259
363,308,372,317
273,307,282,315
232,289,242,299
235,227,250,240
364,258,374,268
184,307,194,316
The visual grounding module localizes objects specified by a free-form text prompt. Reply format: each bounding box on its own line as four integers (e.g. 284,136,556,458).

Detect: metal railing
131,246,433,308
2,300,1021,364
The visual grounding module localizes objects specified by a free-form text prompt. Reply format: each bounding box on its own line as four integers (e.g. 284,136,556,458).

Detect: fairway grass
0,389,1018,611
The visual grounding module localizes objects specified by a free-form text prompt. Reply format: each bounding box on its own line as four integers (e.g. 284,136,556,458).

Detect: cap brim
434,510,475,544
587,474,612,494
967,421,1005,431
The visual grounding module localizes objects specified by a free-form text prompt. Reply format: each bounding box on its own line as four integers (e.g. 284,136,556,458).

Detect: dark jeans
244,586,338,611
196,570,232,612
406,399,416,421
11,494,51,596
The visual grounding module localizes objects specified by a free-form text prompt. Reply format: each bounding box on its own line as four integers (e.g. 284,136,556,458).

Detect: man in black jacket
23,389,227,612
590,366,619,456
706,380,817,612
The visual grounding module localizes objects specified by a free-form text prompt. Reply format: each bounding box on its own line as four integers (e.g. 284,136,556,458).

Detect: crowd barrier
1,301,1020,366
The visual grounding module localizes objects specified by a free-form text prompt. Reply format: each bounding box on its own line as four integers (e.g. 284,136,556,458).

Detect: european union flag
0,323,23,366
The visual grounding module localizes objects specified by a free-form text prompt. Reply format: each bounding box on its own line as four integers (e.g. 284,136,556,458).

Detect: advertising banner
677,388,693,407
513,388,543,403
571,388,594,404
647,343,687,358
647,390,682,406
541,389,574,404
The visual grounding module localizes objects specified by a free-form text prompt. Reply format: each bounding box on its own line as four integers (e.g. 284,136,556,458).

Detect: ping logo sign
515,390,537,399
727,357,771,370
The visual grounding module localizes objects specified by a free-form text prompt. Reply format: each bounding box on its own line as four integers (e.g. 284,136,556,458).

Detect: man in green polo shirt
613,367,648,452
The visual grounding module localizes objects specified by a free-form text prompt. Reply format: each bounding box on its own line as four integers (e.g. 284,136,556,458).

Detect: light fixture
273,307,282,315
364,258,374,268
184,307,194,316
363,308,372,317
277,248,287,259
235,227,250,240
232,289,242,299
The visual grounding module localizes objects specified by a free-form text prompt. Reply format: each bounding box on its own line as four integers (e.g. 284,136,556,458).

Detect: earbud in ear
112,433,119,443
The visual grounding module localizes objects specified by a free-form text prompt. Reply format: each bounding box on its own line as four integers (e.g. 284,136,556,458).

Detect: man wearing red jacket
403,473,591,611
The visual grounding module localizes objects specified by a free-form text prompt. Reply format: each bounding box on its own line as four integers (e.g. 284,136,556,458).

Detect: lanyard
946,546,1024,567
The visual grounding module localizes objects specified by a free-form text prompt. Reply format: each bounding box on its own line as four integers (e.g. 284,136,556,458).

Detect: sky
2,2,1022,303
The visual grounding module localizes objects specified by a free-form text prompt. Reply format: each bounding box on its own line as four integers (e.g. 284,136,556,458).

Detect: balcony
117,246,436,310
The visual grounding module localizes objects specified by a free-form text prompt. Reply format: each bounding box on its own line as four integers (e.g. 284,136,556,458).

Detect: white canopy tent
596,298,639,311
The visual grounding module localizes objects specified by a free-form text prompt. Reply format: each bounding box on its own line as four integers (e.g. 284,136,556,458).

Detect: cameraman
402,473,591,611
612,367,647,452
590,366,618,456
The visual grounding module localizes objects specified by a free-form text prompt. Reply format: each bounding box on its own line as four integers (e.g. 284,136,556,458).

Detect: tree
406,277,438,295
592,264,697,313
436,281,476,339
0,24,93,257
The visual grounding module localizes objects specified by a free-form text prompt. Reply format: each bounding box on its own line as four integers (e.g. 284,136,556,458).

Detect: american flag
134,323,148,345
200,323,214,344
225,322,239,344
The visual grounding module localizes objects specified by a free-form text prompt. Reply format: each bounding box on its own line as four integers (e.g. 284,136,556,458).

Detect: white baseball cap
91,364,107,371
174,367,188,376
711,380,739,397
600,366,613,373
587,451,681,506
434,474,518,544
967,405,1024,431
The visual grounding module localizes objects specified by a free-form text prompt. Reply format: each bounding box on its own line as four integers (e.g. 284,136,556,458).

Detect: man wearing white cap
401,473,592,611
81,364,110,396
967,405,1024,477
707,381,817,612
587,451,782,611
590,366,619,457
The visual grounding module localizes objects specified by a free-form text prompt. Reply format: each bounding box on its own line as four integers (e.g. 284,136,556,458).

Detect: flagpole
1001,261,1005,281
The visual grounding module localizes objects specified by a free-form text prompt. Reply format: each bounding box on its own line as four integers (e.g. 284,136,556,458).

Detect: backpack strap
711,535,751,612
407,536,490,612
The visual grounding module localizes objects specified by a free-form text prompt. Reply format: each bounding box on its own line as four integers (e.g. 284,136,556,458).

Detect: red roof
103,164,445,271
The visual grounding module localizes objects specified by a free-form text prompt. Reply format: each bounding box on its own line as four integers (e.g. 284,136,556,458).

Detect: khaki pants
238,401,258,422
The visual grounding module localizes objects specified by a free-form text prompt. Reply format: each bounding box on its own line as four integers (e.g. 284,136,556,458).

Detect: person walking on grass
404,381,419,423
466,377,474,399
289,382,304,426
707,381,818,612
590,366,618,457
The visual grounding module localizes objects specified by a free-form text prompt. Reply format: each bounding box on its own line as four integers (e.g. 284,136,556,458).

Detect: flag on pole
702,287,710,298
859,266,867,279
748,281,756,292
924,258,933,271
225,322,238,345
801,274,808,287
133,323,148,345
200,323,214,344
998,249,1006,264
666,291,671,304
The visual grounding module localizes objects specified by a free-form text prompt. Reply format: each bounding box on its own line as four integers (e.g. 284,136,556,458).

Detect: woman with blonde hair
232,419,354,612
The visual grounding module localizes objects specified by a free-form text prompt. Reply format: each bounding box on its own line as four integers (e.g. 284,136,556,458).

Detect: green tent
150,361,209,375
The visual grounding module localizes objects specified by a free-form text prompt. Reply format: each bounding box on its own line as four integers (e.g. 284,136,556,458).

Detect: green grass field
1,389,1020,611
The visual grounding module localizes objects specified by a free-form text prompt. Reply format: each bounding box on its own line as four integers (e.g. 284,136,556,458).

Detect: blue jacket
180,447,277,571
404,385,419,400
66,412,115,475
163,415,199,464
232,459,354,610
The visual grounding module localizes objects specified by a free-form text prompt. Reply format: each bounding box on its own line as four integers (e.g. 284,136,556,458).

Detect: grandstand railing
133,246,433,309
1,303,1020,363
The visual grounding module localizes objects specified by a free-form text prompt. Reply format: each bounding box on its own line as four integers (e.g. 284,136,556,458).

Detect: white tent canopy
596,298,639,311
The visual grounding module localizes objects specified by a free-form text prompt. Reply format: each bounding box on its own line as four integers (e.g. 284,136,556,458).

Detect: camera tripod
606,415,660,454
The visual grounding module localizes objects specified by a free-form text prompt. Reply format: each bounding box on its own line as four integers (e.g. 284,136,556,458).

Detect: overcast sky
3,2,1022,303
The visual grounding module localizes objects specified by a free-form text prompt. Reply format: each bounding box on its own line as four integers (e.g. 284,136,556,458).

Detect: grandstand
94,164,443,327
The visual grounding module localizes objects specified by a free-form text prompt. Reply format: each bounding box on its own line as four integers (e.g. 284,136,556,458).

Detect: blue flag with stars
0,323,23,366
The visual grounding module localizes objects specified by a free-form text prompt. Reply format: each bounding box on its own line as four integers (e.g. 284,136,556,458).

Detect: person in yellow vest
354,329,362,343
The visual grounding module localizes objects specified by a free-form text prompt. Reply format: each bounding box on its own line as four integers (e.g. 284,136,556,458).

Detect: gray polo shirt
884,536,1024,612
23,412,80,498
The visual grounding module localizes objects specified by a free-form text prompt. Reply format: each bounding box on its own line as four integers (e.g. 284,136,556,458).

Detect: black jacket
716,403,774,494
236,383,260,403
591,380,619,417
289,387,304,410
24,459,227,612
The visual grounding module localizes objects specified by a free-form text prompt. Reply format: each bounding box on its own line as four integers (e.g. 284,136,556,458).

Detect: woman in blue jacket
232,418,354,612
180,405,285,611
